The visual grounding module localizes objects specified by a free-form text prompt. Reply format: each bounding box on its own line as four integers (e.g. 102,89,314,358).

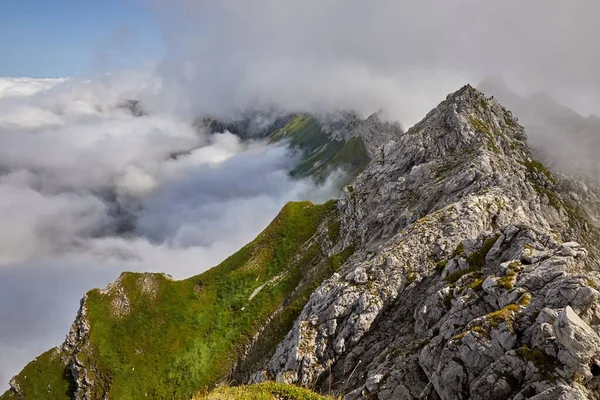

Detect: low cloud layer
0,76,340,388
151,0,600,125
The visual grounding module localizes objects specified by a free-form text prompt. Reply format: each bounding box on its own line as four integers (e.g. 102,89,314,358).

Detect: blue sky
0,0,164,77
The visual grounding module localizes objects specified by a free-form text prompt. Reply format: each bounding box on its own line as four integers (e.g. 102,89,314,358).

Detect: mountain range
4,85,600,400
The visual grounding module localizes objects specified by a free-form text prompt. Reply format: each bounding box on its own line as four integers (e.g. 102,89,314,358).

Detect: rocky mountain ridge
251,85,600,399
4,85,600,399
200,110,402,183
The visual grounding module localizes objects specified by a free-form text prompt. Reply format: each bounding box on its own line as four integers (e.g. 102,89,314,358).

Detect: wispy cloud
152,0,600,124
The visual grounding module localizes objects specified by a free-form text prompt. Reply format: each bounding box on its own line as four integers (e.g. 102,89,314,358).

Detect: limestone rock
251,86,600,399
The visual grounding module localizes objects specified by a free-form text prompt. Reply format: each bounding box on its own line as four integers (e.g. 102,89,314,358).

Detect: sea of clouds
0,73,343,388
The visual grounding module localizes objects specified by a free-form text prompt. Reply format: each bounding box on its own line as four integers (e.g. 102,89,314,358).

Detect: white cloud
0,77,66,99
0,74,341,389
152,0,600,124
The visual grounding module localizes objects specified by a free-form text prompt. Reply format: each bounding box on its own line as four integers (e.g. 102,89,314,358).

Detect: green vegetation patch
498,269,517,290
194,382,333,400
469,116,492,137
519,159,557,184
435,259,448,273
321,137,370,176
468,277,485,292
329,245,355,272
297,136,370,184
517,346,558,382
327,212,341,243
467,234,501,268
86,200,336,399
487,304,520,333
444,265,480,284
467,115,503,154
445,234,500,283
0,349,75,400
269,115,334,175
269,115,327,149
268,115,370,183
234,241,354,381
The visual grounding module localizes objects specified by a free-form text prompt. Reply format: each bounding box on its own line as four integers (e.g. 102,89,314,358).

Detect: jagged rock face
253,86,600,399
199,110,403,159
317,111,404,158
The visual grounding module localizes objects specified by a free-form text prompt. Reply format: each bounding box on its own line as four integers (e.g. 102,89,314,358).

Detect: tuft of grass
193,382,335,400
453,242,466,257
444,234,500,283
497,269,517,290
469,277,485,292
466,234,500,269
435,259,448,273
329,245,355,272
444,265,480,284
467,116,502,154
451,331,468,341
406,271,419,285
517,292,532,306
468,116,492,137
517,346,558,382
587,279,597,289
487,304,519,332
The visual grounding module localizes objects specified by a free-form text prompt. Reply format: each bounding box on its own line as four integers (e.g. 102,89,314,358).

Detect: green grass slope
269,115,370,182
2,200,348,400
0,349,74,400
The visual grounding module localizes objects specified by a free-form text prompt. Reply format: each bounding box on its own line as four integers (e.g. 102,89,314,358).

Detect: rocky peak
252,85,600,399
344,111,403,158
336,85,557,248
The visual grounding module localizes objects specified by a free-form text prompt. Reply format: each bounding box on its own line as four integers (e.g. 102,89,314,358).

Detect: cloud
151,0,600,125
0,77,66,98
0,75,341,389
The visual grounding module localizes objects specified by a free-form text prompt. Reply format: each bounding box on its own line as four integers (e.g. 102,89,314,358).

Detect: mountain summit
4,85,600,400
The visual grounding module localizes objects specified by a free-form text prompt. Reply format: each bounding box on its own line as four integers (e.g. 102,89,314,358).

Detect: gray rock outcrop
251,85,600,399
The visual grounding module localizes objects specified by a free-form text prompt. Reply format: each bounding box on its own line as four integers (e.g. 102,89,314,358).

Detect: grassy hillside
0,349,74,400
269,115,370,182
2,200,348,400
194,382,334,400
